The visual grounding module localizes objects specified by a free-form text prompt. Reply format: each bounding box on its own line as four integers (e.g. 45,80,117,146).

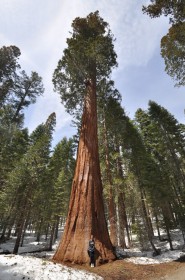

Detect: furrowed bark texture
53,80,115,265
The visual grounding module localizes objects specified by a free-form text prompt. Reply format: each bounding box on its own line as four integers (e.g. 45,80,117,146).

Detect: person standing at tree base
88,235,95,267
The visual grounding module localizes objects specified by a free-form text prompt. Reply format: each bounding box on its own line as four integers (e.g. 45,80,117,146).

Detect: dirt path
151,265,185,280
65,259,185,280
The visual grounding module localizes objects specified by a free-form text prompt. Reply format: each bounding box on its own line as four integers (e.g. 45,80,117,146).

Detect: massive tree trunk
53,79,115,265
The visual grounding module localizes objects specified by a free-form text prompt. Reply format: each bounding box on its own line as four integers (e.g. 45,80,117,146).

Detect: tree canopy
52,11,117,115
143,0,185,86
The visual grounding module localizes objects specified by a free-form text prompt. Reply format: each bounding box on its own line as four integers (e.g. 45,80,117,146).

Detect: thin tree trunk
45,224,50,241
116,154,131,247
108,187,117,246
0,226,7,241
154,211,161,241
49,223,56,251
166,224,173,250
181,230,185,244
53,79,115,265
1,204,17,240
13,202,30,254
20,211,30,247
13,219,25,254
54,216,60,242
36,218,43,243
6,213,17,239
143,190,154,237
140,189,154,238
103,118,117,247
117,193,127,248
13,177,36,254
20,220,27,247
139,187,160,254
162,206,173,250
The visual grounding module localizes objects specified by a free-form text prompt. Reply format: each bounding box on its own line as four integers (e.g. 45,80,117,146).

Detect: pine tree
135,103,185,247
0,113,56,252
0,45,44,196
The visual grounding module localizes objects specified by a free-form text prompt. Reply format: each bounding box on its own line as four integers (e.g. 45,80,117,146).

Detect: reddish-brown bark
53,80,115,265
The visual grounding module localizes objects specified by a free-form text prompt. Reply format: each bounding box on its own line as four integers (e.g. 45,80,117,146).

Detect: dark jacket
88,240,95,256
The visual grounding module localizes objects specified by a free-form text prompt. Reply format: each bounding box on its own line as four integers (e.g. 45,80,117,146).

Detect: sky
1,0,185,146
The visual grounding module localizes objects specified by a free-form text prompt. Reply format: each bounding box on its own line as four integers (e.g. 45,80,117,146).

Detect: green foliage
98,93,125,188
11,70,44,121
0,45,44,124
135,101,185,233
132,215,149,251
0,45,44,191
161,22,185,86
142,0,185,24
48,137,75,218
0,45,21,106
142,0,185,86
53,11,117,115
0,113,56,225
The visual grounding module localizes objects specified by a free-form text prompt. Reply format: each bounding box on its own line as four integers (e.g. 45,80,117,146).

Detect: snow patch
0,255,102,280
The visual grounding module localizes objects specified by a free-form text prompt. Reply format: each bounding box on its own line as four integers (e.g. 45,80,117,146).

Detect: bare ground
64,258,185,280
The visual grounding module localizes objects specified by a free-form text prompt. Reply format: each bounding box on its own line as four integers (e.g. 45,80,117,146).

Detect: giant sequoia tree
52,11,117,264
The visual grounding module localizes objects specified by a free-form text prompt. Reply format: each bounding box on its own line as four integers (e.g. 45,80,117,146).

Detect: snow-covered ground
0,254,102,280
119,229,185,264
0,233,102,280
0,229,185,280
